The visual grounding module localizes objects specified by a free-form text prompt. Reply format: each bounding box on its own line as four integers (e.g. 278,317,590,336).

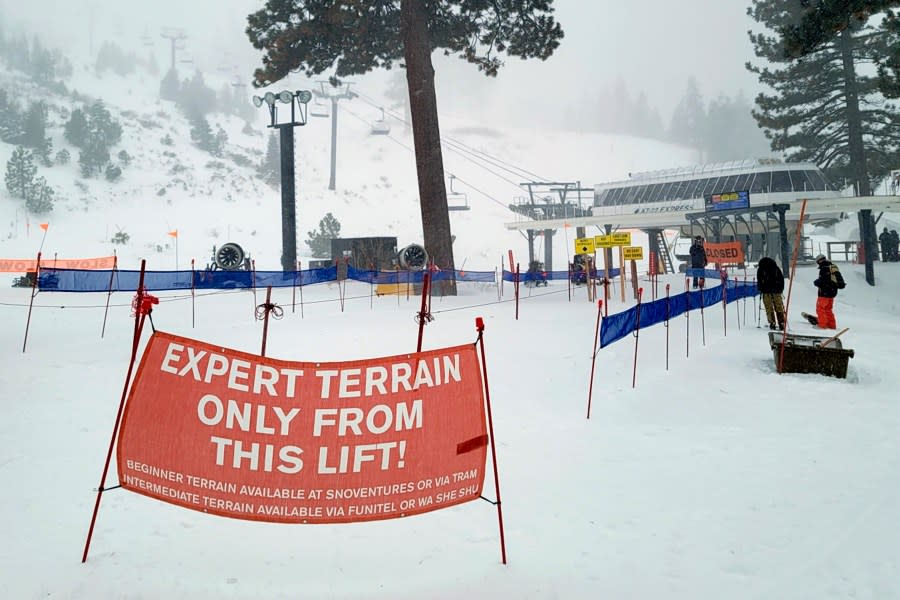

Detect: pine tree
780,1,900,98
86,101,122,147
702,93,771,162
258,133,280,187
305,213,342,258
0,89,23,143
159,68,180,101
78,133,110,177
5,146,37,200
668,77,707,156
246,0,563,287
20,102,52,165
747,0,900,195
30,37,54,84
25,176,53,213
189,112,214,152
64,108,89,147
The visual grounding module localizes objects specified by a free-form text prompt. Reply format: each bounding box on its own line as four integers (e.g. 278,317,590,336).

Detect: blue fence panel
599,280,757,348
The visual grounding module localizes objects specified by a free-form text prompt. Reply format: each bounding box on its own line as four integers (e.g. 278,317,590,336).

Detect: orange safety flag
39,223,49,231
168,230,178,238
0,255,116,272
704,241,745,265
117,331,488,524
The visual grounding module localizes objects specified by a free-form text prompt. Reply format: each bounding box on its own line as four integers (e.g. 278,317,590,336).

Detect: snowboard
800,311,819,326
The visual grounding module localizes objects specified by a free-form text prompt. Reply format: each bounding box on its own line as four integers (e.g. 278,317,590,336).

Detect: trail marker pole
632,288,644,388
22,252,41,353
664,283,671,371
586,300,603,420
474,317,507,565
101,255,119,338
82,260,152,563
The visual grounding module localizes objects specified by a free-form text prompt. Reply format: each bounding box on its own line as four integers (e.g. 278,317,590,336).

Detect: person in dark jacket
689,235,708,289
880,227,892,261
812,254,841,329
890,230,900,261
756,257,785,330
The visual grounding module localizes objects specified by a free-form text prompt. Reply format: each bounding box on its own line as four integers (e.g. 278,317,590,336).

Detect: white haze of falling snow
2,39,900,600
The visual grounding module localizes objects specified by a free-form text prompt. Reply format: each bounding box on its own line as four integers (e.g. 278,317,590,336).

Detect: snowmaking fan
398,243,428,270
210,242,249,271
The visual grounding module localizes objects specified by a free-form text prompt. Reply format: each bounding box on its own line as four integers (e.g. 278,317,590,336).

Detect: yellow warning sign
574,237,595,254
593,234,613,248
610,232,632,246
623,246,644,260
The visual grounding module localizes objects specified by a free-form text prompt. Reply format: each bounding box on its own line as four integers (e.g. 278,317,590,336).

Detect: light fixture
295,90,312,104
252,95,263,108
264,91,276,106
278,90,293,104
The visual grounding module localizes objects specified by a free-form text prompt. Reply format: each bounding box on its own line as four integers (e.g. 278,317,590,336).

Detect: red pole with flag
168,229,178,271
22,252,41,353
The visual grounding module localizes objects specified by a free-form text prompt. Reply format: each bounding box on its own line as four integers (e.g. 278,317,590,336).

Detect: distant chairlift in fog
370,107,391,135
447,174,470,211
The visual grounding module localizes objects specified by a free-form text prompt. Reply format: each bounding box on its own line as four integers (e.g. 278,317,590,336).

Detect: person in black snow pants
689,235,708,289
756,257,785,330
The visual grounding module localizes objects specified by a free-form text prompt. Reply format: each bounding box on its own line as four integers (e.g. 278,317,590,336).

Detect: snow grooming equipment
768,331,854,378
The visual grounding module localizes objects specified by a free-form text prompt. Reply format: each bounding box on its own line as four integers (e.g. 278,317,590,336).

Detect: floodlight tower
252,90,313,272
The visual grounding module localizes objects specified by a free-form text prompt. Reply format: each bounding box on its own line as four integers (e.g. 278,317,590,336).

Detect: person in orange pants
812,254,844,329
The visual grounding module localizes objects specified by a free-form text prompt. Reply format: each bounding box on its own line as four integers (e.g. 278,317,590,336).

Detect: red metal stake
632,288,644,388
101,255,118,338
586,300,603,420
475,317,507,565
734,277,741,330
251,259,257,310
699,278,706,347
190,258,196,329
722,271,728,337
664,283,671,371
514,263,520,321
685,278,691,359
415,271,432,353
82,260,150,563
260,286,273,356
22,251,41,353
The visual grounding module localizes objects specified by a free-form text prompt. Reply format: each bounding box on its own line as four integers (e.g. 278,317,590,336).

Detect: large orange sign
703,241,745,265
0,256,116,272
117,331,488,524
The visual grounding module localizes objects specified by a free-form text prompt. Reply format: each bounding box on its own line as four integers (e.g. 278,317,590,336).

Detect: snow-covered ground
3,44,900,600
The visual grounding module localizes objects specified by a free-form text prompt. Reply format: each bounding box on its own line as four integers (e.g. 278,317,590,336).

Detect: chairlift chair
310,96,330,118
370,107,391,135
447,174,470,211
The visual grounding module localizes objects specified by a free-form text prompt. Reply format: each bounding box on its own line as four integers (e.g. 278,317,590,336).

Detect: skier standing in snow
689,235,708,289
809,254,844,329
879,227,892,261
756,257,786,330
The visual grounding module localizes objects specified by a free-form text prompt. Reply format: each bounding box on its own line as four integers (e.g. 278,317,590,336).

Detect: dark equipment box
768,331,854,378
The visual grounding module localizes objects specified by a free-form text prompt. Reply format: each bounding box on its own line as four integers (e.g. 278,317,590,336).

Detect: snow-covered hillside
0,58,695,273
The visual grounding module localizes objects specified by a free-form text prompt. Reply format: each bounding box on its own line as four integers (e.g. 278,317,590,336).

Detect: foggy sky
0,0,761,126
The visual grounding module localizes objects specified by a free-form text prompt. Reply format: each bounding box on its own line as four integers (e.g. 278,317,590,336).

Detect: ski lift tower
314,81,356,190
508,181,592,271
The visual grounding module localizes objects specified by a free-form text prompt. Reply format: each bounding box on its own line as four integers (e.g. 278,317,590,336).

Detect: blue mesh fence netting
38,266,339,292
501,268,621,283
37,265,497,292
599,278,758,349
